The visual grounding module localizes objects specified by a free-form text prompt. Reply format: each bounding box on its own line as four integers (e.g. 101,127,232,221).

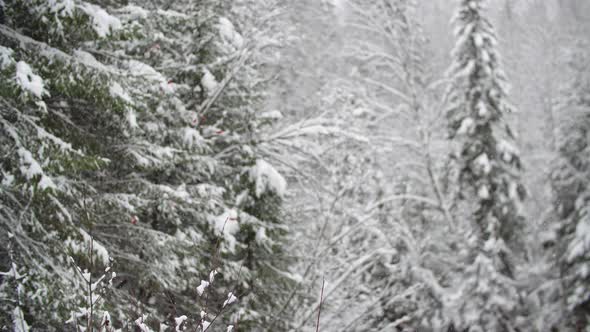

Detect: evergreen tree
0,0,293,330
551,41,590,329
444,0,526,330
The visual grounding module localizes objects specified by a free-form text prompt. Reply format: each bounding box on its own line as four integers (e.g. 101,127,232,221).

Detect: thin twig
315,277,325,332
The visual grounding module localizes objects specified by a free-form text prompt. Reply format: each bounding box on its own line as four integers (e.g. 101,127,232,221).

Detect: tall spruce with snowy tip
551,42,590,328
445,0,526,330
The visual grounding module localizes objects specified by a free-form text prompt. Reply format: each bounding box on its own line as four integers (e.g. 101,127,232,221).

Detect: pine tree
0,0,293,330
0,1,132,327
551,41,590,329
444,0,526,330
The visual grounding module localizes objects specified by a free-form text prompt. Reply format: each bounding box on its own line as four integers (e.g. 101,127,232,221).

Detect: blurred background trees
1,0,589,331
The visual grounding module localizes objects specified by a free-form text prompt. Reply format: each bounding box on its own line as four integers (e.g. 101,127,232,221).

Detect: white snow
2,172,15,186
156,9,189,19
15,61,48,98
126,109,139,129
66,228,110,266
127,60,162,79
18,148,42,179
226,326,234,332
100,311,111,328
568,215,590,263
474,153,492,175
118,4,149,20
174,315,187,332
135,314,152,332
222,292,238,307
454,59,476,79
79,3,122,37
12,307,29,332
0,46,14,69
197,280,209,296
201,68,218,96
457,117,475,135
478,184,490,199
48,0,75,15
473,33,484,48
476,100,488,117
209,269,218,283
249,159,287,198
211,211,240,252
38,175,57,190
73,50,108,71
17,148,56,190
260,110,283,119
508,181,519,200
126,60,174,94
218,17,244,48
202,321,211,331
497,139,519,163
352,107,369,117
481,49,491,64
182,127,204,148
110,82,133,104
255,227,268,244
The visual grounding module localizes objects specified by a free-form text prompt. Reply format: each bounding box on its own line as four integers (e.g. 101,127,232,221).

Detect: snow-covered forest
1,0,589,331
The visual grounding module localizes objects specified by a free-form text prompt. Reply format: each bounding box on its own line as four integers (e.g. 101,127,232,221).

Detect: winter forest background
1,0,590,331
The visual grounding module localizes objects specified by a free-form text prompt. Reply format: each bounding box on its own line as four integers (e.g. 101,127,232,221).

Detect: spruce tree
551,41,590,329
445,0,526,330
0,0,293,330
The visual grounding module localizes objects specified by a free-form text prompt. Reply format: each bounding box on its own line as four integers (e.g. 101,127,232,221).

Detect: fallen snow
15,61,48,98
497,139,519,163
201,68,218,96
211,210,240,252
202,321,211,331
218,17,244,48
457,117,475,135
18,148,56,190
197,280,209,296
126,109,139,129
568,214,590,263
476,100,488,117
0,46,14,69
49,0,75,16
12,307,29,332
182,127,204,148
222,292,238,307
209,269,218,283
174,315,187,332
478,184,490,199
73,49,108,72
260,110,283,119
249,159,287,198
126,60,174,93
473,153,492,175
255,227,268,244
65,228,110,266
118,4,149,20
134,314,151,332
473,33,484,48
110,82,133,104
79,3,122,37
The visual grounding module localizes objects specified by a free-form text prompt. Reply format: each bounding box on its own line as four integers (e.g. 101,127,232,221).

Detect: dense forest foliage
0,0,589,331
